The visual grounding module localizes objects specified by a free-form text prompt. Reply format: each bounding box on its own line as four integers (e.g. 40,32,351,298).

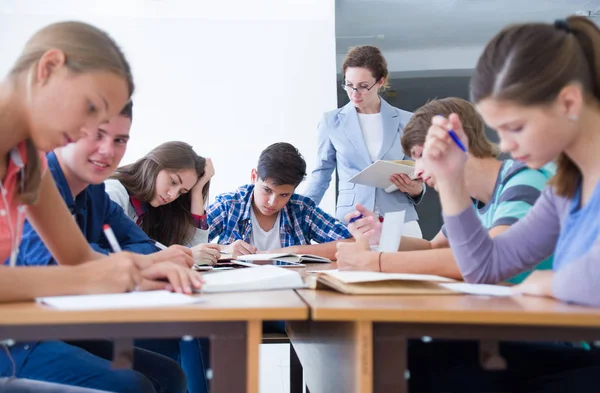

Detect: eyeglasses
341,79,380,94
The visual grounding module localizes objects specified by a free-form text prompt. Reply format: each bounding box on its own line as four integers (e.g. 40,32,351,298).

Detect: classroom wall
0,0,338,213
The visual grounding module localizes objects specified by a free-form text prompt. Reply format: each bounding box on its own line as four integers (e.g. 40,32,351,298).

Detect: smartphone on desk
233,260,305,268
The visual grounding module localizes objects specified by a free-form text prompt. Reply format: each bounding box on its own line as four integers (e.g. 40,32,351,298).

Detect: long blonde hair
6,21,134,204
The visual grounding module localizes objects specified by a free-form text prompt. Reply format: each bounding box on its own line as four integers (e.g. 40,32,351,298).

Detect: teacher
304,45,424,237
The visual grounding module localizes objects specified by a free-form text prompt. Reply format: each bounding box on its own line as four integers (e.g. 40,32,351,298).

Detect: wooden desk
0,290,308,393
288,290,600,393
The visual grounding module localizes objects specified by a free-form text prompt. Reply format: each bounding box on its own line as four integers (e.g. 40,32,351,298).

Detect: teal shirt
443,159,555,283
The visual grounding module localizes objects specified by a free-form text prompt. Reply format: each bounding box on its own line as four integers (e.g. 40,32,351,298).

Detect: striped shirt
443,159,556,283
207,184,351,247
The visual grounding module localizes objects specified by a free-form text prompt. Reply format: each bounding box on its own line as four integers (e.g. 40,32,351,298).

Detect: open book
311,270,513,296
348,160,417,191
200,265,306,293
236,253,331,263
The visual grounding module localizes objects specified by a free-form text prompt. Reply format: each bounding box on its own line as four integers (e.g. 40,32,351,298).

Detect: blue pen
448,130,467,153
349,214,363,224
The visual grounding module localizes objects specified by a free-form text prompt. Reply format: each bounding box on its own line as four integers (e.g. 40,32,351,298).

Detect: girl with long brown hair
106,141,219,263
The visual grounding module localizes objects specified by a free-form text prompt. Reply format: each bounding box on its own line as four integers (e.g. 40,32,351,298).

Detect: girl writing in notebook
423,16,600,308
0,21,199,393
105,142,220,264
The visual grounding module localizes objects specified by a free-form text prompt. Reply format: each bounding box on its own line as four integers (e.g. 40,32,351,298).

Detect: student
336,97,554,283
13,103,209,393
304,45,425,237
105,142,218,257
397,16,600,392
422,16,600,308
0,21,198,393
208,142,351,259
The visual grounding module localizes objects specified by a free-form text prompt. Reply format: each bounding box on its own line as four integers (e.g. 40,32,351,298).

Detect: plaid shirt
207,184,351,246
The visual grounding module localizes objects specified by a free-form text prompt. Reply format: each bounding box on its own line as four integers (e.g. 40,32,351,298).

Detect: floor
259,343,294,393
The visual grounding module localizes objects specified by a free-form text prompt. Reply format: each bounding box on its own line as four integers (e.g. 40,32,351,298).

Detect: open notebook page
37,290,204,310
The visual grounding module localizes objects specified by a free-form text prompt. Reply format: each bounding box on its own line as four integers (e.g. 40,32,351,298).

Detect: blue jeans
134,338,209,393
2,341,186,393
407,340,600,393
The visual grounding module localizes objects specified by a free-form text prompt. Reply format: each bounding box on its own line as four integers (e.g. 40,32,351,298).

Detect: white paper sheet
37,290,204,310
440,283,513,297
378,210,405,252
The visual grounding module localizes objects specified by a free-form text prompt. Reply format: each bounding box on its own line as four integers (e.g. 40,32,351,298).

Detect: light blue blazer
304,98,424,223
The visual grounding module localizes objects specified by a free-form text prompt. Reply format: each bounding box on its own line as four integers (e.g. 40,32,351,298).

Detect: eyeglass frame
341,78,381,94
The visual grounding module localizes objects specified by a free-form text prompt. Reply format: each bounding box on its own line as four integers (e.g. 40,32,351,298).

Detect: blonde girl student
0,21,201,393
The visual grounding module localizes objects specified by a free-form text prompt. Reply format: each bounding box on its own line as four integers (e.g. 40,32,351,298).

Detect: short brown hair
401,97,498,158
342,45,390,91
471,16,600,198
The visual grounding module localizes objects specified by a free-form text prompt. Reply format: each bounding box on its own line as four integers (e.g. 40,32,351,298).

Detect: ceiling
336,0,600,53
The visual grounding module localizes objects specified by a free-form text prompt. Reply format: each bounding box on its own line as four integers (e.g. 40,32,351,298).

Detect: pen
448,130,467,153
154,241,167,250
103,224,122,253
349,214,363,224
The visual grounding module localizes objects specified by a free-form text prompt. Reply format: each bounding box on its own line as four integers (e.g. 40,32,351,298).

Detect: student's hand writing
511,270,555,298
336,236,380,271
139,261,204,294
146,245,195,268
344,204,382,246
422,114,469,185
390,174,423,197
190,243,221,265
224,240,257,257
75,252,145,294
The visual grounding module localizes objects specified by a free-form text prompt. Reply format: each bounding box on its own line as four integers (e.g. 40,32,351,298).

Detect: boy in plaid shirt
208,142,352,259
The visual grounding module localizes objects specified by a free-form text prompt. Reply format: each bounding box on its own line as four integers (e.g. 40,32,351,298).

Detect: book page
319,270,456,284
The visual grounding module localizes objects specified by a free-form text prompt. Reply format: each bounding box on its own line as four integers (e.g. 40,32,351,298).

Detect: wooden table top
295,289,600,327
0,290,308,325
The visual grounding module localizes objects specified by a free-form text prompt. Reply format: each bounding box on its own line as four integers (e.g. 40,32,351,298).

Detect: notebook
236,253,331,263
200,265,306,293
348,160,417,191
311,270,513,296
37,290,204,310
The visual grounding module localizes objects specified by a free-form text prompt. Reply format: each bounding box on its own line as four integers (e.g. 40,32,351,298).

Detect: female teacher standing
304,45,424,237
